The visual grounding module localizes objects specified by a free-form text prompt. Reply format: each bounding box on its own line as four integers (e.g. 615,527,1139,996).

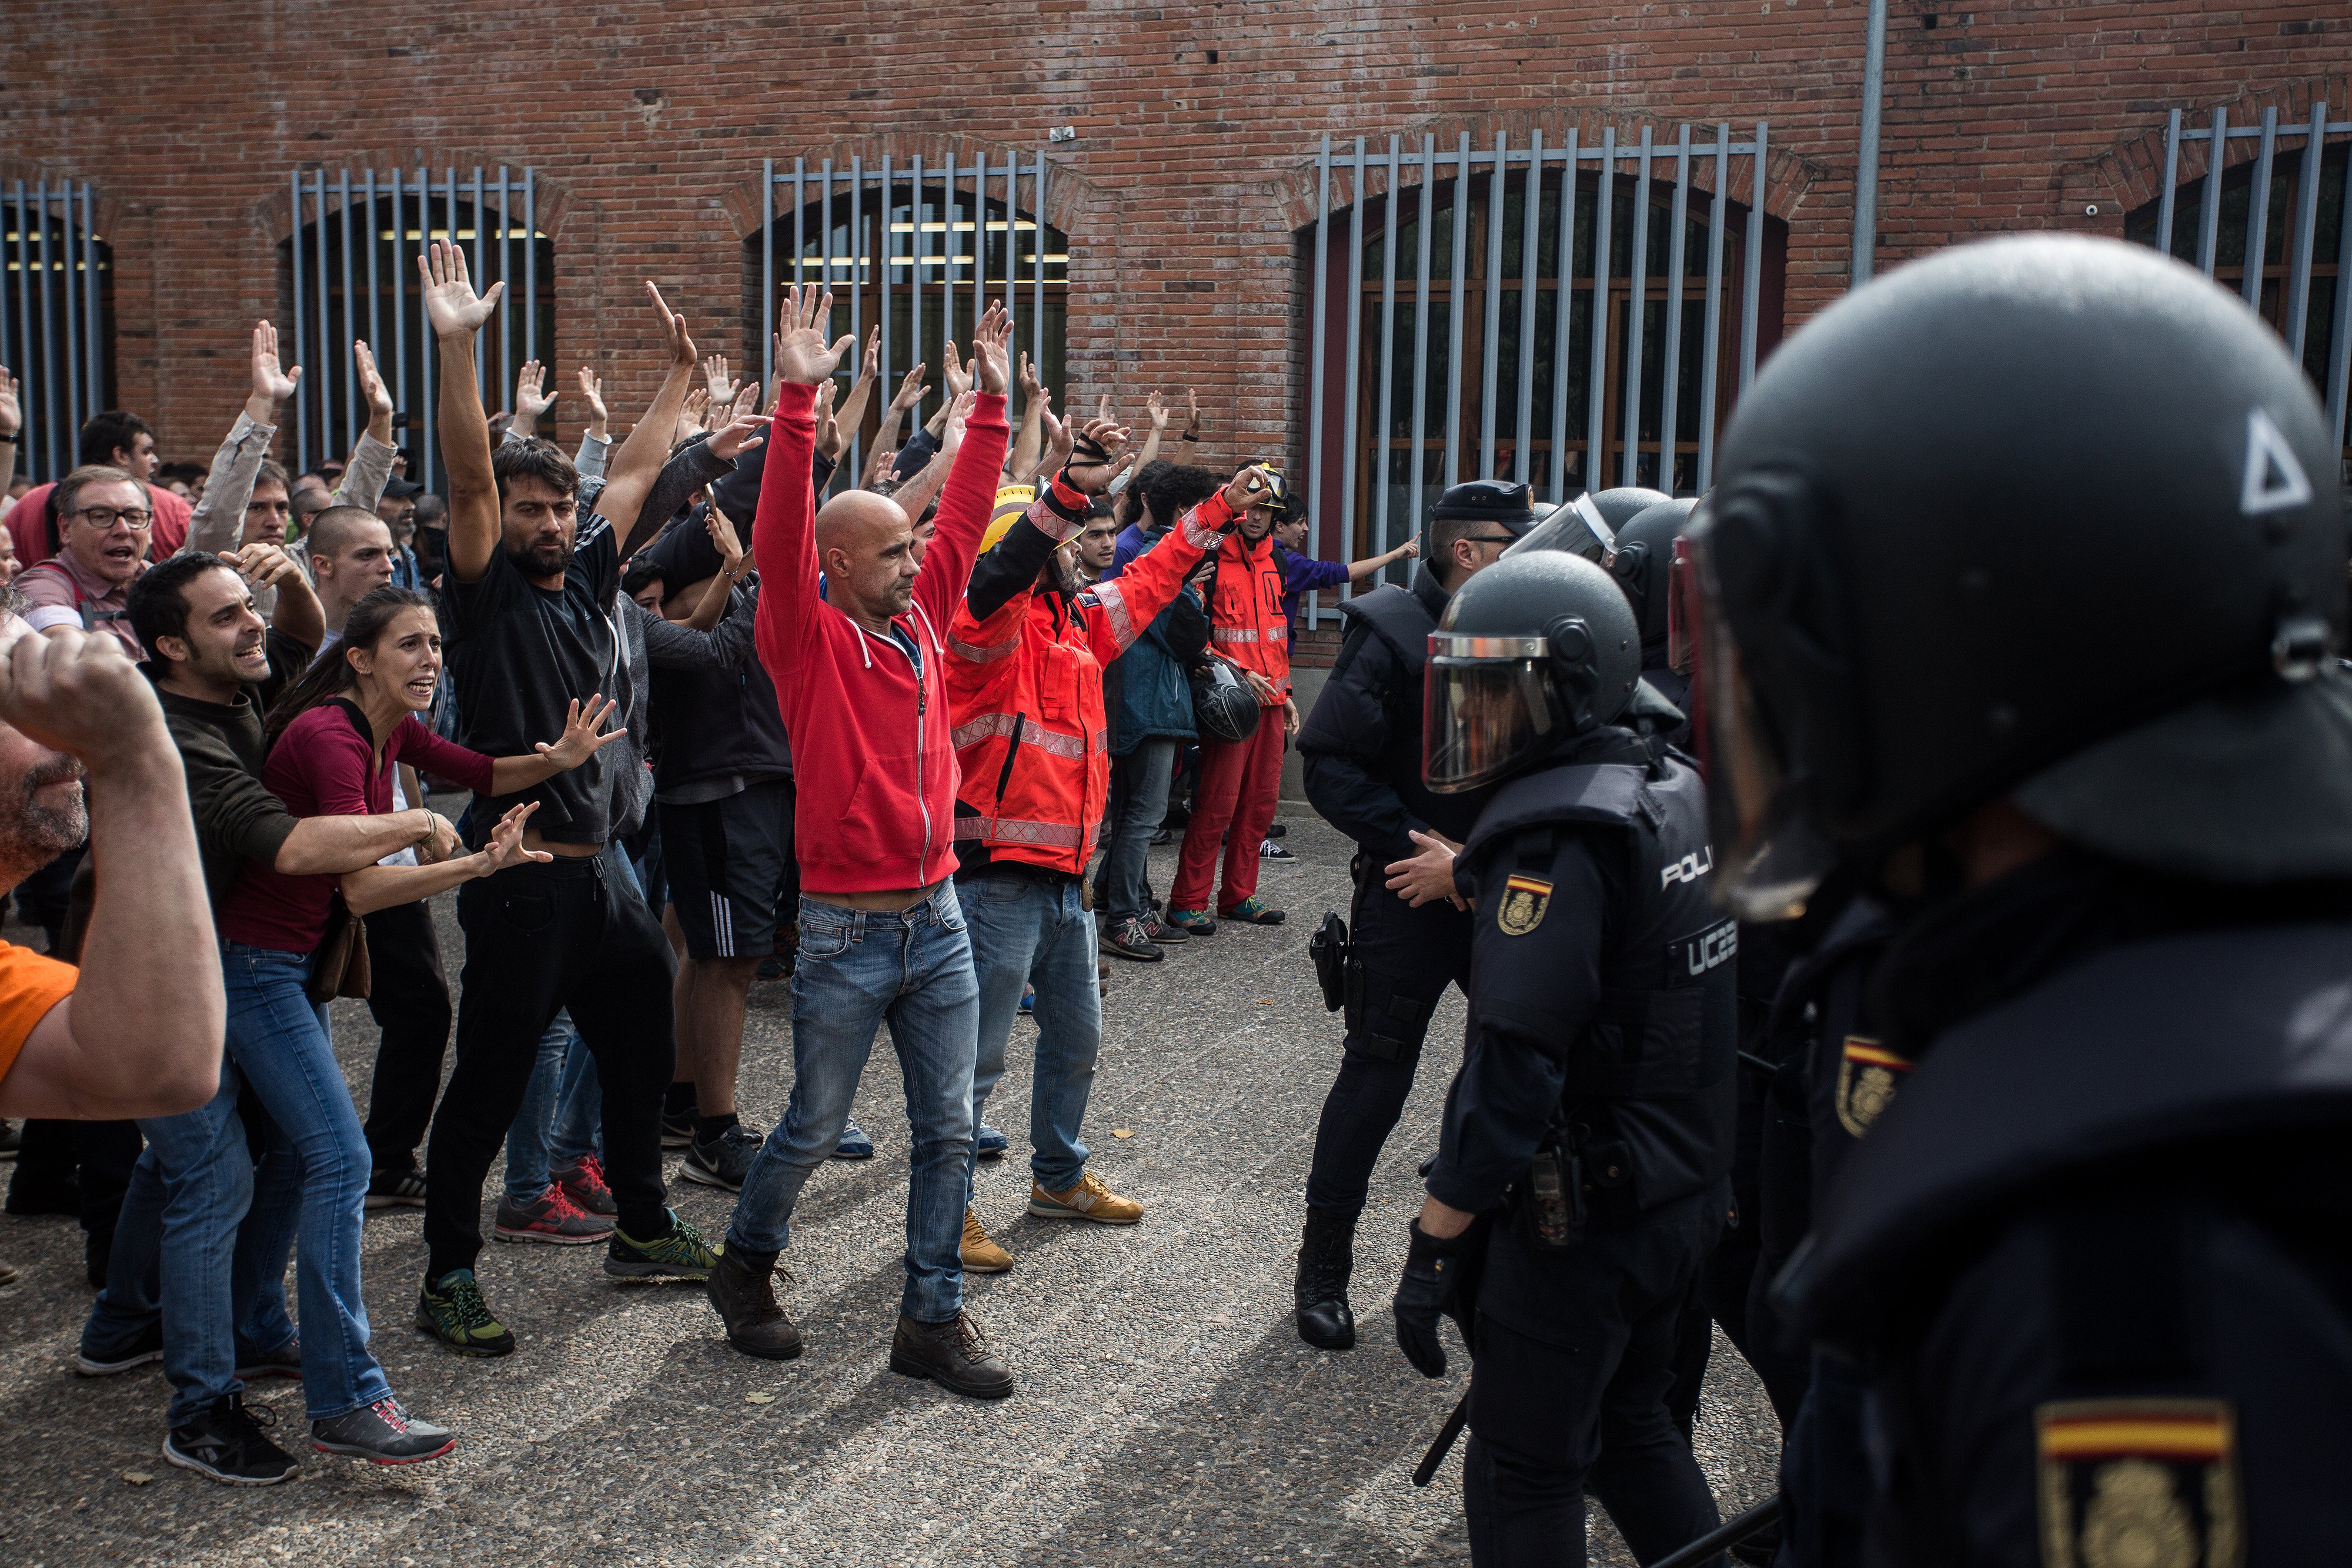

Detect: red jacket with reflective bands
1205,519,1290,702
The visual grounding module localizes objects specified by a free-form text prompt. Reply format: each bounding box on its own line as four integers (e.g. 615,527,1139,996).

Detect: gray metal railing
759,152,1064,490
2139,103,2352,456
2,180,109,484
1302,125,1770,625
286,166,547,492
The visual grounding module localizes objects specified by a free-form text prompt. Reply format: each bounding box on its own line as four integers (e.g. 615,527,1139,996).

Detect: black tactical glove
1394,1218,1475,1379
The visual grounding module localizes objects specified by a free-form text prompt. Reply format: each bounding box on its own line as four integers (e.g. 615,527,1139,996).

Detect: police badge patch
1498,874,1551,936
1833,1037,1912,1137
2036,1399,2243,1568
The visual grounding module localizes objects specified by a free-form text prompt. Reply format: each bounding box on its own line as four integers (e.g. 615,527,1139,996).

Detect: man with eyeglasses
16,467,154,659
1284,478,1533,1351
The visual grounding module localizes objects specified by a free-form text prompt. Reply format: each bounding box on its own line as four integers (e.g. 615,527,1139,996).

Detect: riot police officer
1290,478,1533,1349
1693,233,2352,1560
1391,549,1736,1566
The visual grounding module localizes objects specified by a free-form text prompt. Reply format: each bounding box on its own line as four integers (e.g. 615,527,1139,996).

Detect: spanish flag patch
1498,873,1551,936
2034,1399,2242,1568
1833,1037,1912,1137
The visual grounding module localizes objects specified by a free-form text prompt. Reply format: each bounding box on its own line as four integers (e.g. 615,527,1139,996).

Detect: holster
1511,1124,1590,1252
1308,911,1349,1014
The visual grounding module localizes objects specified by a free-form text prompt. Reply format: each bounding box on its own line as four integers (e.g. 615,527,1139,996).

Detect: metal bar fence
0,183,125,483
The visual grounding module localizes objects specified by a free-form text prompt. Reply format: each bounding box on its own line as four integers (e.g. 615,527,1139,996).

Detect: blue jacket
1104,521,1211,755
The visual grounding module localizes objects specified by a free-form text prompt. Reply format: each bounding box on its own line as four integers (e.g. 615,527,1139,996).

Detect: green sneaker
1218,894,1286,926
605,1209,719,1281
1163,906,1218,935
415,1269,516,1358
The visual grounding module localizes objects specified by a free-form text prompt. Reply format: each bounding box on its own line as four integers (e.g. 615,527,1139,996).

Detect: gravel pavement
0,811,1779,1565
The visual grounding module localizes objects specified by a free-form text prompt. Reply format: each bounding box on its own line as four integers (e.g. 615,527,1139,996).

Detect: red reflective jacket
1205,519,1289,702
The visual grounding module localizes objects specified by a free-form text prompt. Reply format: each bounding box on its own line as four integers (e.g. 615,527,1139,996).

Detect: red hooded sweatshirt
753,380,1010,895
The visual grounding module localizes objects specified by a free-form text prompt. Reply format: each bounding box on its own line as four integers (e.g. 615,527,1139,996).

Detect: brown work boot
706,1247,804,1361
961,1208,1013,1274
890,1310,1015,1400
1027,1171,1144,1225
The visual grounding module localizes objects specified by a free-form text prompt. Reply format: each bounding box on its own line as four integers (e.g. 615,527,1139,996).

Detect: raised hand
418,240,504,340
646,280,696,369
940,390,978,459
890,364,930,412
727,380,763,427
969,302,1012,396
1147,389,1168,430
678,386,711,439
1399,531,1423,560
813,379,844,460
355,340,394,423
535,696,625,771
940,340,970,400
477,802,553,874
514,359,556,432
858,326,881,385
220,543,303,590
1041,396,1074,476
0,625,165,774
1017,352,1043,402
248,320,302,411
0,365,18,440
1223,463,1279,513
773,283,855,386
707,413,771,462
703,353,739,405
706,502,746,570
1184,386,1203,440
1061,416,1135,495
576,366,610,439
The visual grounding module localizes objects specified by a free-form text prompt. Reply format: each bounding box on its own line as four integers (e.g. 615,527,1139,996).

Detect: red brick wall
2,2,2344,472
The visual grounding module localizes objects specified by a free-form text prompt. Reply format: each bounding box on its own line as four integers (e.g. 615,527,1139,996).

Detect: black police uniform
1298,564,1492,1215
1424,730,1739,1567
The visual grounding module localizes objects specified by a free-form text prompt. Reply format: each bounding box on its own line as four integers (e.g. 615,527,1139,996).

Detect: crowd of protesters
0,243,1423,1482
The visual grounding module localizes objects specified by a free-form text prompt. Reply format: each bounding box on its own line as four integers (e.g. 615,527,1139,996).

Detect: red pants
1171,718,1285,913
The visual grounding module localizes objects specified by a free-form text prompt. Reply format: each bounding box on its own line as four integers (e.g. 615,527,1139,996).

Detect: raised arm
185,321,300,560
603,285,704,563
0,630,219,1120
1086,451,1249,663
864,363,927,487
332,341,398,512
574,366,612,479
420,241,507,584
1005,353,1046,483
911,304,1014,626
1347,532,1421,581
680,504,749,630
754,284,857,673
831,327,881,461
1132,390,1170,475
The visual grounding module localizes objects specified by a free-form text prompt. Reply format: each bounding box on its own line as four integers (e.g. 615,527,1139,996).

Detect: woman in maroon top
208,586,617,1466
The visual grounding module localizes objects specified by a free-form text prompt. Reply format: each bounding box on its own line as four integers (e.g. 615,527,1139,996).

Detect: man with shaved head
705,284,1017,1400
303,506,397,645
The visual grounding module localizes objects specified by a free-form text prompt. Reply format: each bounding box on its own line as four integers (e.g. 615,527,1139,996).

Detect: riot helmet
1609,496,1698,666
1689,233,2350,921
1424,551,1642,792
1192,659,1263,744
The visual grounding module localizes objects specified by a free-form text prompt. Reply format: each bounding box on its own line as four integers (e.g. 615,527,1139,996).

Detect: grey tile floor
0,812,1778,1566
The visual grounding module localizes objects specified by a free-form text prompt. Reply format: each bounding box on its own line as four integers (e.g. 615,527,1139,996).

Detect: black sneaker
680,1124,764,1192
365,1167,427,1210
235,1338,303,1381
76,1320,164,1376
163,1393,299,1485
1138,908,1188,946
605,1209,718,1281
0,1119,18,1161
660,1109,697,1149
1101,917,1164,963
310,1396,456,1466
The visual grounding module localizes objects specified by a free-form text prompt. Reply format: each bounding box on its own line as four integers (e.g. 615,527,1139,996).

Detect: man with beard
75,550,453,1483
414,242,720,1355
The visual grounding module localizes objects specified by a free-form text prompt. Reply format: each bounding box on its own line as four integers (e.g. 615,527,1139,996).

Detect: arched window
1305,131,1782,581
279,168,555,489
749,154,1067,492
3,180,115,483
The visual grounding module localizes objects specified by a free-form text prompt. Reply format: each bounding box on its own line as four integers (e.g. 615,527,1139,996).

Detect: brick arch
2096,75,2352,215
1267,108,1823,235
717,135,1102,243
240,161,580,252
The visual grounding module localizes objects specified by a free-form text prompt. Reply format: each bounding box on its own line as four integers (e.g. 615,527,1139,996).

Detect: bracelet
1180,431,1199,442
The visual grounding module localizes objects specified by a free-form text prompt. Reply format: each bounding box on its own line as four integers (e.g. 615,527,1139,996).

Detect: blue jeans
726,883,978,1322
503,1011,603,1202
964,872,1102,1198
1103,740,1177,923
81,1052,303,1426
220,941,395,1421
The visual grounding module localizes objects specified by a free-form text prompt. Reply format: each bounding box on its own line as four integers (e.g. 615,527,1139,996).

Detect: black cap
379,475,425,500
1432,479,1536,534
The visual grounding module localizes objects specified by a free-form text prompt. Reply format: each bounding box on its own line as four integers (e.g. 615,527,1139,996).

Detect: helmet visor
1501,492,1618,568
1686,526,1839,921
1424,635,1568,793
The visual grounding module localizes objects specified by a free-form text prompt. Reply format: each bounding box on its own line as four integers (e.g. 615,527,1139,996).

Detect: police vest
1337,581,1436,674
1462,749,1739,1212
1806,920,2352,1345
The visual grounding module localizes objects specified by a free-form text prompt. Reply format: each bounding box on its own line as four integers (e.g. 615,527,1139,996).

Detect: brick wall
3,2,2346,474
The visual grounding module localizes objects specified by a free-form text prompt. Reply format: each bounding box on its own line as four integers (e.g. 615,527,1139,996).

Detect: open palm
418,241,504,338
774,284,854,385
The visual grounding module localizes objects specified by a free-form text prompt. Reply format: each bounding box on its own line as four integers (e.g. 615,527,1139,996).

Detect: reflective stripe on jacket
1207,522,1290,702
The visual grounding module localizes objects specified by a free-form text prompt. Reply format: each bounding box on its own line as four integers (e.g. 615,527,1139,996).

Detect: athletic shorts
659,778,796,961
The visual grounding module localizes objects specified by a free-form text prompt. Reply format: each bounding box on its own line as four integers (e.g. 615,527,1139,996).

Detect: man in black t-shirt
413,242,728,1356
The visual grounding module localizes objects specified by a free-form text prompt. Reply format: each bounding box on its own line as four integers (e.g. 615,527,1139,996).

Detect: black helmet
1424,551,1642,792
1192,660,1263,744
1433,478,1539,536
1691,233,2349,920
1609,496,1698,665
1589,486,1674,531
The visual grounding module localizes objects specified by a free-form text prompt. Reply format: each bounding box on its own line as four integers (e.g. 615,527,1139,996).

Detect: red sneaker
551,1154,617,1218
493,1184,613,1245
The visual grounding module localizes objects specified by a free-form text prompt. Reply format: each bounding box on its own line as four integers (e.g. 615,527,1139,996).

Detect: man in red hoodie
707,285,1017,1400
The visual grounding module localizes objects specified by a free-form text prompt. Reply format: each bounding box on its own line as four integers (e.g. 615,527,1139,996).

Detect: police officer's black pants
1465,1197,1727,1568
1303,864,1473,1216
358,899,453,1175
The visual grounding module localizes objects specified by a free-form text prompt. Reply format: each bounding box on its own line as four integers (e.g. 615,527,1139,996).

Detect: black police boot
1293,1206,1358,1350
